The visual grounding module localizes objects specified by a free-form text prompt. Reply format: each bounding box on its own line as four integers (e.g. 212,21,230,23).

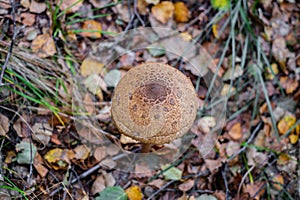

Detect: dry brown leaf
151,1,174,24
272,37,290,70
0,114,9,137
78,127,103,144
106,144,120,156
74,145,90,161
31,33,57,58
94,147,107,162
125,185,143,200
279,76,299,94
103,172,116,187
228,122,242,140
174,2,189,23
205,159,222,173
83,93,95,114
20,0,30,8
178,179,194,192
59,0,83,14
20,13,35,26
91,175,106,195
80,57,105,77
148,179,165,188
29,0,46,14
32,123,52,145
120,134,139,144
34,153,48,177
243,182,265,200
272,174,284,190
80,20,102,39
137,0,148,15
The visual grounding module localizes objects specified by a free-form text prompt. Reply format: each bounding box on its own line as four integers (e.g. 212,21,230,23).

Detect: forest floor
0,0,300,199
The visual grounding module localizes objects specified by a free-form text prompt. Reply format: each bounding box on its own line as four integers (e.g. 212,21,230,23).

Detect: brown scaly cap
111,63,198,144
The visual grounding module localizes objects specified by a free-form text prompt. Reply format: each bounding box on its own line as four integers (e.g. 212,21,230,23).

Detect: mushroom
111,62,198,152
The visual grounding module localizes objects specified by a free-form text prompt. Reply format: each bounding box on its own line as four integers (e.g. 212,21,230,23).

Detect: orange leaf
80,20,102,39
151,1,174,24
277,115,296,135
31,33,57,58
125,185,143,200
174,2,189,23
272,174,284,190
228,122,242,140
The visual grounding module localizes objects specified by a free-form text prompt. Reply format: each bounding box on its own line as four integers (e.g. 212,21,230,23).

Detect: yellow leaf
80,20,102,39
212,24,219,38
179,32,192,41
125,185,143,200
211,0,230,10
174,2,189,23
277,115,296,135
44,148,73,170
151,1,174,24
289,133,298,144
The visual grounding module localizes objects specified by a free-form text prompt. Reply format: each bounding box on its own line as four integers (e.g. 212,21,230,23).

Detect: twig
221,162,231,200
146,180,176,200
0,0,18,86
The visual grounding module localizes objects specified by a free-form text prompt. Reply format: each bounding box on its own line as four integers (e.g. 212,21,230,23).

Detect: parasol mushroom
111,62,198,152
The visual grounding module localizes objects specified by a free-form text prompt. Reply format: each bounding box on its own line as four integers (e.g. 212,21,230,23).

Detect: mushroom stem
141,143,151,153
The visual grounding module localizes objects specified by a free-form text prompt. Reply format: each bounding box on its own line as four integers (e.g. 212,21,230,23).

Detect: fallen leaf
179,32,192,41
162,164,182,180
80,20,102,39
4,150,16,164
272,37,290,70
44,148,73,170
95,186,127,200
83,93,95,114
16,140,37,164
74,145,90,161
223,65,243,80
145,0,159,4
178,179,194,192
20,0,30,8
59,0,83,14
137,0,148,15
106,144,120,156
265,63,279,80
120,134,139,144
31,33,57,58
211,0,230,11
151,1,174,24
279,76,299,94
228,122,242,140
196,194,217,200
29,0,46,14
32,123,52,145
277,115,296,135
174,2,189,23
104,69,121,88
80,57,105,77
125,185,143,200
220,84,236,96
272,174,284,190
103,172,116,187
92,175,106,195
84,74,105,100
243,182,265,200
34,153,48,177
20,13,35,26
0,114,9,136
148,179,165,188
94,147,107,162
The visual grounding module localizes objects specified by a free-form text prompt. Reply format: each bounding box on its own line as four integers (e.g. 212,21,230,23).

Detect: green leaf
147,44,166,57
95,186,127,200
211,0,230,11
196,194,217,200
104,69,121,87
16,141,37,164
161,164,182,180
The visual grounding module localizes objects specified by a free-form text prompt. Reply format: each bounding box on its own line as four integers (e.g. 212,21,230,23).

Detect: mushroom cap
111,63,198,145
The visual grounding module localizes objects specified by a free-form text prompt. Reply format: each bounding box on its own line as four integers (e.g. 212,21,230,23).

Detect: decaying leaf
174,2,189,23
272,174,284,190
277,115,296,135
92,175,106,195
32,122,52,145
279,76,299,94
16,140,37,164
151,1,174,24
178,179,194,192
29,0,46,13
34,153,48,177
228,122,242,140
44,148,74,170
73,144,90,161
94,147,107,162
0,114,9,137
125,185,143,200
31,33,57,58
